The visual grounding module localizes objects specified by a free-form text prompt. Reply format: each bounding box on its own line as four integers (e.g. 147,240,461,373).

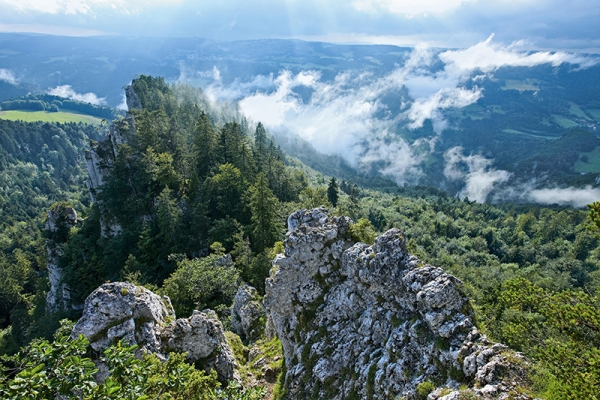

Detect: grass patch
586,108,600,120
0,109,103,125
575,145,600,173
501,129,558,140
501,79,539,91
552,114,579,129
568,101,591,120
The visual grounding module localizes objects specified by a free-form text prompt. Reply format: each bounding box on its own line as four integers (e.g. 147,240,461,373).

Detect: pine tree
192,111,216,184
248,173,281,253
327,177,339,207
253,122,267,171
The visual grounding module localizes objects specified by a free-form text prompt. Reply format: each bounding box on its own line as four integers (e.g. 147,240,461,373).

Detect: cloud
444,147,511,203
527,186,600,208
403,35,597,131
405,87,482,132
0,68,17,85
0,0,183,15
1,0,599,52
438,34,598,72
116,93,127,110
203,37,594,186
236,61,427,184
48,85,106,105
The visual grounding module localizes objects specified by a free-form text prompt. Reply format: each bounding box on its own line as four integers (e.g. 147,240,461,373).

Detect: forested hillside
0,76,598,399
0,119,100,352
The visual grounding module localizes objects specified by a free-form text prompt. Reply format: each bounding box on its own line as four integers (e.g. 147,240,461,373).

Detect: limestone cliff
85,89,137,237
264,208,529,399
45,204,79,311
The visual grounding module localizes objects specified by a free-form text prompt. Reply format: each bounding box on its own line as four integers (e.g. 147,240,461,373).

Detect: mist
48,85,106,105
0,68,17,85
443,147,511,203
203,36,595,186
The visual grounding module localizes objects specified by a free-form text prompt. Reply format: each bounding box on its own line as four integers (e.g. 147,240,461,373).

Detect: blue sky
0,0,599,51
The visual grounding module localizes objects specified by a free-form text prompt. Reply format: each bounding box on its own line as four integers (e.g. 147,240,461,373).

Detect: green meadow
0,109,103,125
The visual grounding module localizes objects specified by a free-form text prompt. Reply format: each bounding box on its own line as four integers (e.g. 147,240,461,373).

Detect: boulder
72,282,239,384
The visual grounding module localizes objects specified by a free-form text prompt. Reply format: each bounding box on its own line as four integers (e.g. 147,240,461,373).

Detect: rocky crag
84,88,138,237
71,281,239,384
45,204,79,311
264,208,529,399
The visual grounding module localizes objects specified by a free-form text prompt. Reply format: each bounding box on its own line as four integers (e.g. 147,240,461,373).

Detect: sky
0,0,599,51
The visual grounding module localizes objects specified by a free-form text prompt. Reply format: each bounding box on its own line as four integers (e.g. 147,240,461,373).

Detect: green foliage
0,320,263,400
162,254,240,317
416,380,436,399
489,278,600,399
587,201,600,235
349,218,377,245
299,187,328,209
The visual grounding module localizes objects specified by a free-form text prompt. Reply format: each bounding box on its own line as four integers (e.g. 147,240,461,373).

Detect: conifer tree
327,177,339,207
248,173,281,253
253,122,268,171
192,111,216,184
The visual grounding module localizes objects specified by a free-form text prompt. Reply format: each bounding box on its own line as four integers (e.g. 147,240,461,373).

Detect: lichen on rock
71,282,239,384
264,207,529,399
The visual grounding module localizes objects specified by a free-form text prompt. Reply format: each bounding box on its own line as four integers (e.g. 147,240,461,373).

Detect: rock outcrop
85,89,137,237
231,284,265,342
72,282,239,383
264,208,528,399
45,205,79,311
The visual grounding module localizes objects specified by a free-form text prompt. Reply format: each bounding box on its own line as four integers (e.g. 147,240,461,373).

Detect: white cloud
236,56,427,183
402,35,597,131
0,0,183,14
208,36,595,187
439,34,598,73
116,93,127,110
0,68,17,85
444,147,511,203
527,186,600,208
48,85,106,105
405,87,482,132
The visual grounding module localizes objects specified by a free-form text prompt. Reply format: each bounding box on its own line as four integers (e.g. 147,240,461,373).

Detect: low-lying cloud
403,35,598,132
0,68,17,85
527,186,600,208
444,147,511,203
198,36,595,187
48,85,106,105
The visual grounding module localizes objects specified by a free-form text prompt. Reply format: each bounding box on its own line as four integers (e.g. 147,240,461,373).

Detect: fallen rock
264,208,529,399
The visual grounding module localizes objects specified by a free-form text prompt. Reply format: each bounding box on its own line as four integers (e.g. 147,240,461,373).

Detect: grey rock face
45,206,78,311
264,208,527,399
125,84,142,110
231,284,265,341
85,113,136,237
72,282,239,383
